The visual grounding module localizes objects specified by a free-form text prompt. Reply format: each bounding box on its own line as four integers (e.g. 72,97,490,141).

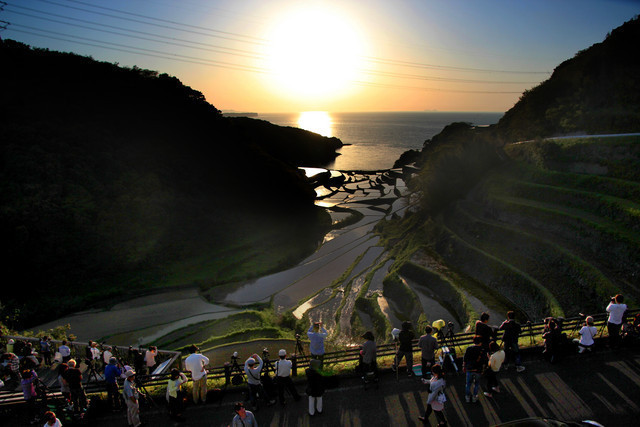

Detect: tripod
85,357,102,383
294,334,307,362
262,349,275,374
438,322,459,374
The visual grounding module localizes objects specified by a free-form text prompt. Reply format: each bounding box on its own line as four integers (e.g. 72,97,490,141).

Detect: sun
263,6,366,100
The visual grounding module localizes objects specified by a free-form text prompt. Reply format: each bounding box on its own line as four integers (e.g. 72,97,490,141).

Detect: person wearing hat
123,369,142,427
6,338,15,354
104,357,122,411
275,349,301,405
102,345,113,367
305,358,325,416
231,401,258,427
166,368,188,420
245,353,274,410
360,331,377,373
184,344,209,404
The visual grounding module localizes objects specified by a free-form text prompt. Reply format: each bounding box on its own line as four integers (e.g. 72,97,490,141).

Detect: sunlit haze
4,0,638,113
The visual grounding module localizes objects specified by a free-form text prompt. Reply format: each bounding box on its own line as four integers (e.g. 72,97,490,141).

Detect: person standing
166,368,188,420
102,346,113,368
58,341,71,363
499,311,525,372
63,359,87,413
418,364,447,426
607,294,627,348
184,344,209,404
574,316,598,353
307,321,328,369
418,325,439,384
145,346,158,376
21,369,39,424
40,336,52,366
360,331,377,373
393,321,415,377
305,359,325,416
475,312,494,351
483,342,505,398
274,349,301,406
245,353,273,410
463,336,487,403
104,357,122,412
123,370,142,427
231,402,258,427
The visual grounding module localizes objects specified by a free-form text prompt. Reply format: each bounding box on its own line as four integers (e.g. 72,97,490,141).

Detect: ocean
259,111,504,171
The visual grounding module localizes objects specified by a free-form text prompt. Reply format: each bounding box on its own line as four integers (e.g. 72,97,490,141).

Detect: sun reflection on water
298,111,333,137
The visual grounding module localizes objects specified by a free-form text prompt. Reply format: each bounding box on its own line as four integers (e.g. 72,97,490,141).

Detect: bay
259,111,503,171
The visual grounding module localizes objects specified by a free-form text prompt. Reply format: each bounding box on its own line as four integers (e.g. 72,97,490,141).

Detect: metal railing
1,308,636,407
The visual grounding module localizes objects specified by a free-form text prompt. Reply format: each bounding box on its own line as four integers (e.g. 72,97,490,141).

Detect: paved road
75,346,640,427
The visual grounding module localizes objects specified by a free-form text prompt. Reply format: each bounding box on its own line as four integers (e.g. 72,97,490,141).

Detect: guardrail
1,308,637,408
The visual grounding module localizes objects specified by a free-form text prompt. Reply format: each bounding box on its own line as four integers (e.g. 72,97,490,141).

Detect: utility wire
353,80,524,94
31,0,266,46
60,0,264,42
362,56,550,75
6,7,265,60
8,26,268,73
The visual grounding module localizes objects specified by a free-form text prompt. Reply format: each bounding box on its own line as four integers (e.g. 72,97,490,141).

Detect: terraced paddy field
426,135,640,322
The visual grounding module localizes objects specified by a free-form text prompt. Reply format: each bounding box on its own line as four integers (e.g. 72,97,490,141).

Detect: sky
2,0,638,113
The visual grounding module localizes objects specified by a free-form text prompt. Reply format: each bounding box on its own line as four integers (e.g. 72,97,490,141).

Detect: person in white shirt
102,346,113,366
58,341,71,363
145,346,157,376
275,349,301,405
184,344,209,404
607,294,628,348
574,316,598,353
43,410,63,427
483,342,505,398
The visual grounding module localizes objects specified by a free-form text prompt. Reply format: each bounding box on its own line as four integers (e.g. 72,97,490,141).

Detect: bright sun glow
298,111,333,136
264,6,366,99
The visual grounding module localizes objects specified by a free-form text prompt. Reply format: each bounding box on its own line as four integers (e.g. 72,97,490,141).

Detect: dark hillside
381,17,640,324
495,16,640,141
0,40,340,327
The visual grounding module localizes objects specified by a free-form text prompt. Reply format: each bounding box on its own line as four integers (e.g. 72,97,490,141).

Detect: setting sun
263,5,367,100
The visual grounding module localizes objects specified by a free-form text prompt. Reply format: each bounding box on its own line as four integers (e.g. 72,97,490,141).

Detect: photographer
245,353,275,410
275,349,301,406
307,320,328,369
607,294,627,348
21,369,39,424
499,311,525,372
39,336,52,367
104,357,122,411
574,316,597,353
184,344,209,404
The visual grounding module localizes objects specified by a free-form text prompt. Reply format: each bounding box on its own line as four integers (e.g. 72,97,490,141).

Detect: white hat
8,339,14,344
247,357,256,365
278,349,286,357
125,370,136,377
391,328,400,339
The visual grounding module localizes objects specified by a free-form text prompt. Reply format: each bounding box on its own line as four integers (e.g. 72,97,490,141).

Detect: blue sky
2,0,638,112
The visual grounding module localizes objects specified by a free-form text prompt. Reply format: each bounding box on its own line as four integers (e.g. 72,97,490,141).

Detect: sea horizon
258,111,504,170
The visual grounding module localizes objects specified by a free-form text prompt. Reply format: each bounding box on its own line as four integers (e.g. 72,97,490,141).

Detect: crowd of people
2,295,639,426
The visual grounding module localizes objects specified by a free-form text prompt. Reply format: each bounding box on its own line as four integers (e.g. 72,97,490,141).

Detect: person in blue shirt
104,357,122,411
307,321,328,369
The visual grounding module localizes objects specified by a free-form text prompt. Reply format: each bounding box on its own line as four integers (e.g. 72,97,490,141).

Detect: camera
262,348,269,356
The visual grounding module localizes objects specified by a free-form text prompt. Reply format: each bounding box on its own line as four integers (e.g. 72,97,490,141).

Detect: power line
8,26,268,73
6,7,265,60
361,56,550,75
60,0,265,43
352,80,524,94
31,0,266,46
360,69,539,85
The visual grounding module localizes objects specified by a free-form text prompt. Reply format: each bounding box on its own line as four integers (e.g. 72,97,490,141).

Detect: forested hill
495,16,640,142
0,39,341,327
